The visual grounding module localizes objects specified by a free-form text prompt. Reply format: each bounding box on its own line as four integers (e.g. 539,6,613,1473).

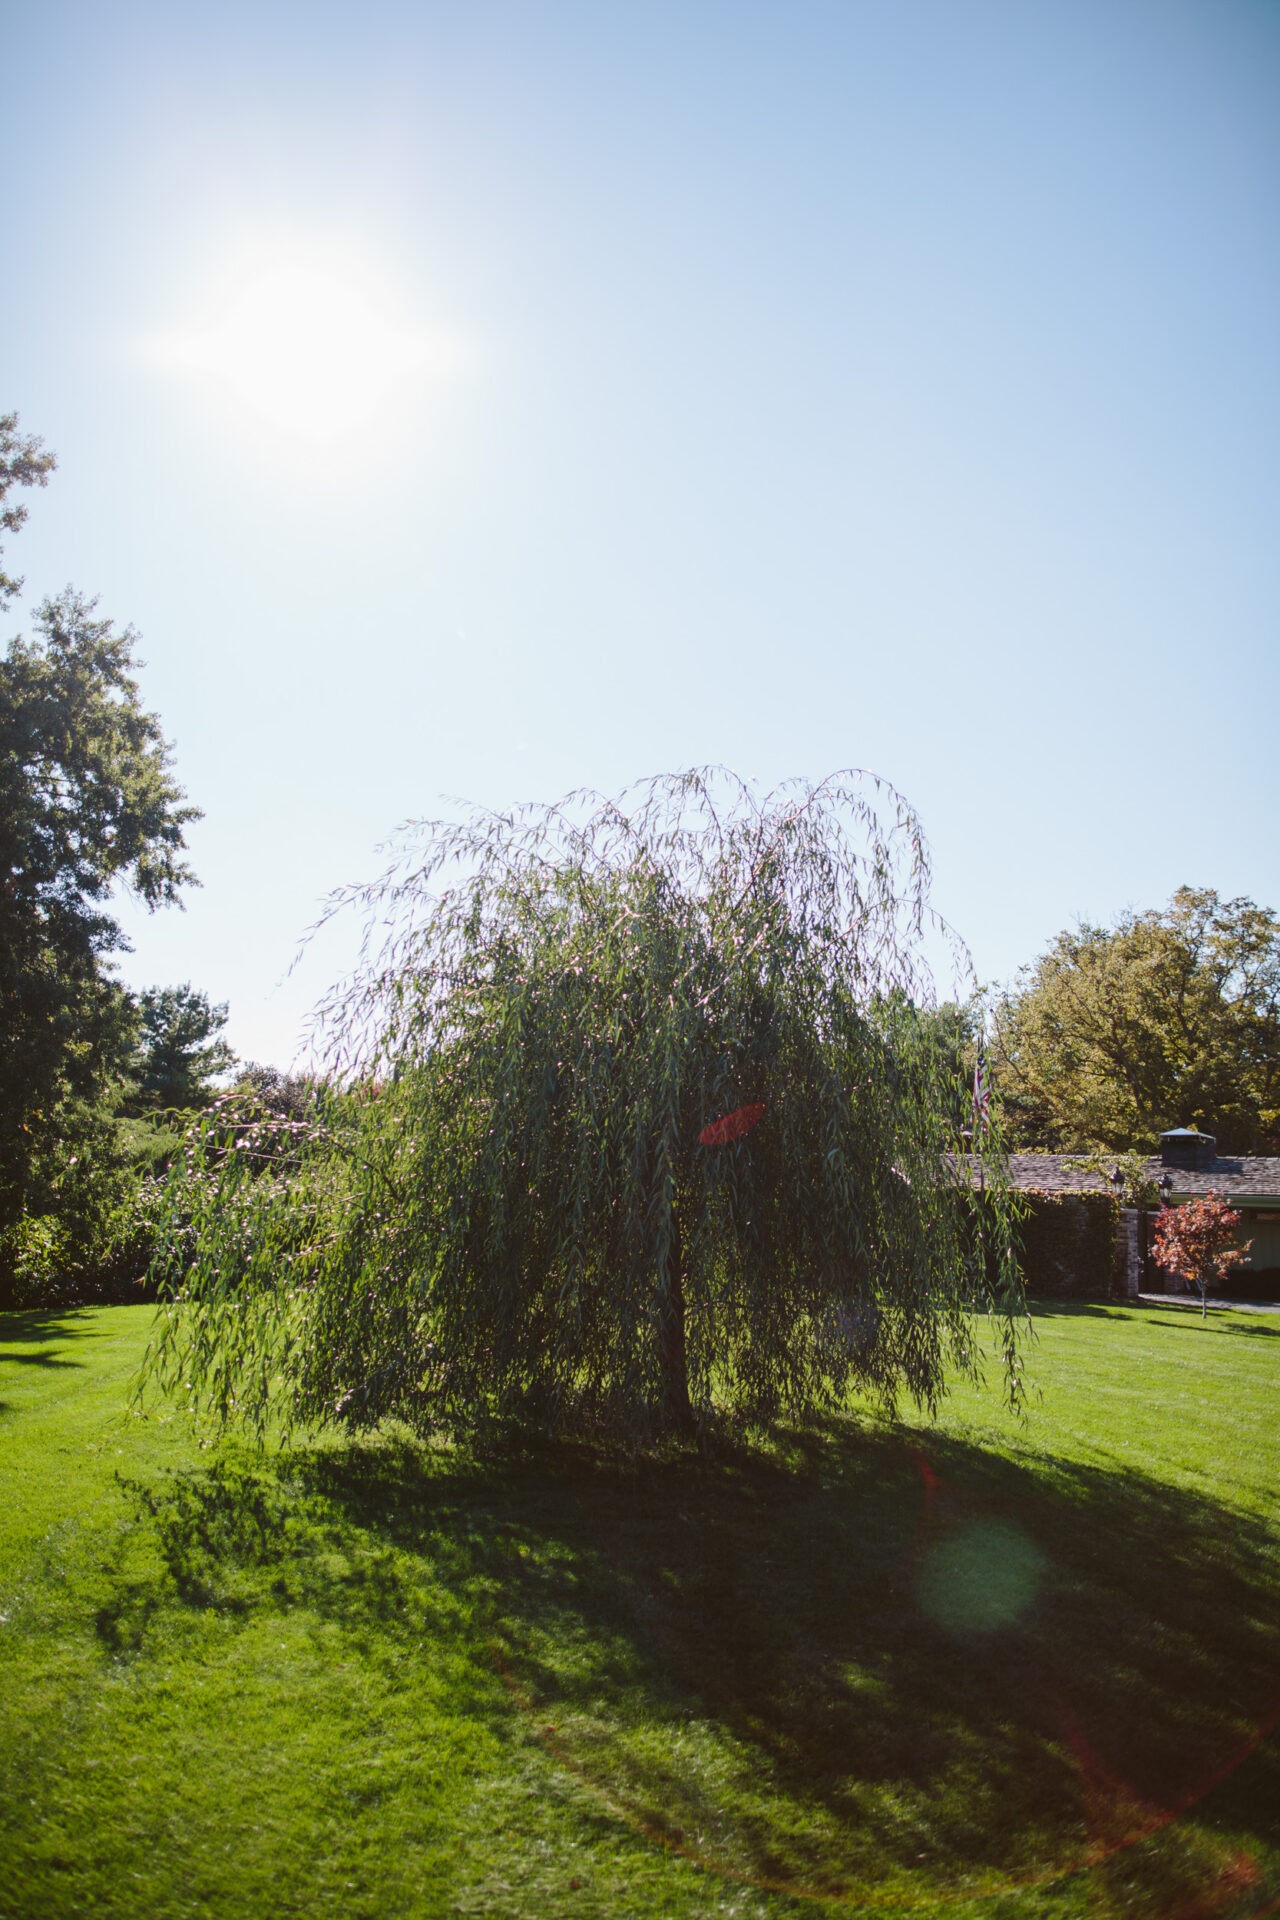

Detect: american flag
972,1044,991,1132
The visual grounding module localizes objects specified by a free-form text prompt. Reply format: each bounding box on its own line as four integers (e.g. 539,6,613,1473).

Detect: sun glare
150,239,458,457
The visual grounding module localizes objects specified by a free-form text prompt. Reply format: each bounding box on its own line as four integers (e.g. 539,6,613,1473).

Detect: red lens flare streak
698,1103,766,1147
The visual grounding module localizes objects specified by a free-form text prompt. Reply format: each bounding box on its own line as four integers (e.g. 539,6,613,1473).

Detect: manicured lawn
2,1300,1277,1918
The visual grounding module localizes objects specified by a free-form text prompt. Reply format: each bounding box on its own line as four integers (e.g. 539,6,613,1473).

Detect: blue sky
6,0,1278,1067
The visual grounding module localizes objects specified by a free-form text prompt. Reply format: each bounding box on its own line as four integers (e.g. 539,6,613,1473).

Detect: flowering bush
0,1212,73,1308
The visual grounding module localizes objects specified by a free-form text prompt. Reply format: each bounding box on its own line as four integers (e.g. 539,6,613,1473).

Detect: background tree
991,888,1280,1154
147,771,1023,1449
126,985,236,1114
1063,1149,1161,1209
234,1062,323,1121
0,422,199,1252
222,1063,325,1167
0,412,57,609
1152,1193,1251,1321
907,998,986,1136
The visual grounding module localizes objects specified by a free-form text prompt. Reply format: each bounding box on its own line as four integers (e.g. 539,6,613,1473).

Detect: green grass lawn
2,1301,1277,1919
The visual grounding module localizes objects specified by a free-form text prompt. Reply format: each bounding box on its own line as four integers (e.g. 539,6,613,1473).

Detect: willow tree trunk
657,1204,695,1438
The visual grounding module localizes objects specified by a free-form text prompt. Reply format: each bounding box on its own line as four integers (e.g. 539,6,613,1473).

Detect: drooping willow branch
142,768,1023,1448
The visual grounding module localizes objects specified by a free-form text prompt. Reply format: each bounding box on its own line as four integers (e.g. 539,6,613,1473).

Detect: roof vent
1159,1127,1216,1171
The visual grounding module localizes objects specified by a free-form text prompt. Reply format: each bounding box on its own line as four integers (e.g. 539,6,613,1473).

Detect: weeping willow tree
144,770,1023,1446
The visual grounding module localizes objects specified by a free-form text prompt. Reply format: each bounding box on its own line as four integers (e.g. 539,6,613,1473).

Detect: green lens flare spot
915,1520,1046,1633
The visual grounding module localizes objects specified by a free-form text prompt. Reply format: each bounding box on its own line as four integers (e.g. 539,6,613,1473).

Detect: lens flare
698,1102,766,1147
915,1519,1046,1634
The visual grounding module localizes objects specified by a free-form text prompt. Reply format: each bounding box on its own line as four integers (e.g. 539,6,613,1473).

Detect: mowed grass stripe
928,1303,1280,1508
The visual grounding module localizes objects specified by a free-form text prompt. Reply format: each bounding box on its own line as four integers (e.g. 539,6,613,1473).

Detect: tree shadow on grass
1155,1314,1280,1339
110,1420,1280,1913
1025,1301,1143,1321
0,1310,94,1370
1031,1298,1280,1340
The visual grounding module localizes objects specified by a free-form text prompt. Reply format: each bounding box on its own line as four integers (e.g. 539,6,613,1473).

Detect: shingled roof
999,1154,1280,1202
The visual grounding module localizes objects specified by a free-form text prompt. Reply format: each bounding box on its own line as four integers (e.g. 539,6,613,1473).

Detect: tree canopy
0,412,56,609
147,770,1022,1449
0,420,199,1234
126,985,235,1114
992,888,1280,1155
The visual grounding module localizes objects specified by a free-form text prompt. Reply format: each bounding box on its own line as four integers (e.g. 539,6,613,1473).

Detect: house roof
998,1154,1280,1203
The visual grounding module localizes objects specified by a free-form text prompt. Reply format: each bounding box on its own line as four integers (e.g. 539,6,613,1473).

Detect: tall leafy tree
127,985,235,1114
992,888,1280,1154
0,420,199,1231
148,771,1022,1448
0,412,57,609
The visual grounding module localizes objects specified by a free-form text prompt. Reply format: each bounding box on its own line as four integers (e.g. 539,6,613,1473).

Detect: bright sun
151,239,455,454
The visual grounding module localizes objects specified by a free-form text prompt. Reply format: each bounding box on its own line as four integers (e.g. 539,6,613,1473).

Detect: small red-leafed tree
1152,1193,1252,1321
